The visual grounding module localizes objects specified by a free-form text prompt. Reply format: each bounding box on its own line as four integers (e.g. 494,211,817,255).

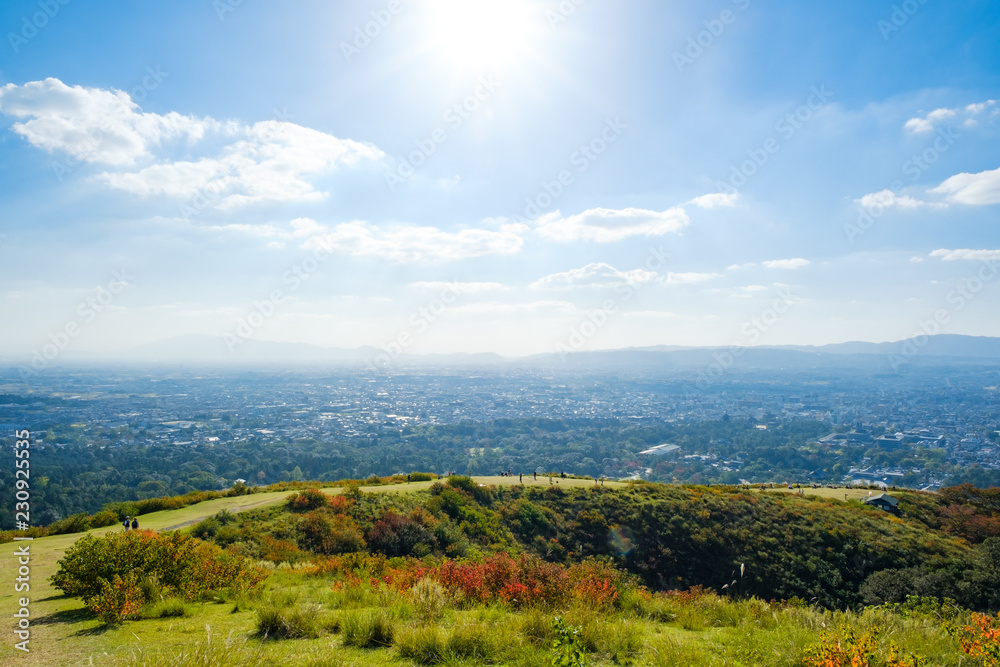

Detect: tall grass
122,627,264,667
341,609,395,648
395,624,447,665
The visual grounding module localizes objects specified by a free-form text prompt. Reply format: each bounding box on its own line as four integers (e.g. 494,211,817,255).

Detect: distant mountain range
10,333,1000,371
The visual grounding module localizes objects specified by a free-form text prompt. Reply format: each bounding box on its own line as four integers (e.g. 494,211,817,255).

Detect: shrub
51,530,267,604
48,513,92,535
396,625,446,664
298,512,366,555
287,488,331,513
952,612,1000,666
86,572,144,625
342,609,395,647
91,510,120,528
260,536,305,564
367,511,437,558
803,625,923,667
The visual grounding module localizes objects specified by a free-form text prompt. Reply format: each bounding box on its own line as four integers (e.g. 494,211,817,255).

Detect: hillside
1,477,999,666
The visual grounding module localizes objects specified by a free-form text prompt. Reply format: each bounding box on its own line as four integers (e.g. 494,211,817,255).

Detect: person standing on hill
123,516,130,531
131,517,138,530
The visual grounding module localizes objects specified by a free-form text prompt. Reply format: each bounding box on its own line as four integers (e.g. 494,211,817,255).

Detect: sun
421,0,540,72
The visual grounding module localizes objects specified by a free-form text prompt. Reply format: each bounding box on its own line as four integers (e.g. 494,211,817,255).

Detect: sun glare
423,0,539,72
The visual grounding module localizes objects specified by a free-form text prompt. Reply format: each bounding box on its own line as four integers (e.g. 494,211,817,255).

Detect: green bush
51,530,267,603
91,510,120,528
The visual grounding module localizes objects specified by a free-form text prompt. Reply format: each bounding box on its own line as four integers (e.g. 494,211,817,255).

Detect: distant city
2,339,999,520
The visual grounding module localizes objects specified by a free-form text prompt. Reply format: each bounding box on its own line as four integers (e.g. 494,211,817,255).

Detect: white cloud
204,217,325,240
0,78,209,166
763,258,810,270
686,192,740,209
930,248,1000,262
931,167,1000,206
856,189,941,210
904,100,995,134
101,120,382,208
663,272,721,285
0,78,383,208
904,108,957,134
531,262,658,290
450,300,576,315
534,206,689,242
409,281,504,293
621,310,679,319
304,222,525,263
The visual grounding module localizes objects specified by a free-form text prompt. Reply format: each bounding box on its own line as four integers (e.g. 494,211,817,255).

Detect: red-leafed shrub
298,512,366,555
376,553,627,609
287,488,331,512
367,511,437,557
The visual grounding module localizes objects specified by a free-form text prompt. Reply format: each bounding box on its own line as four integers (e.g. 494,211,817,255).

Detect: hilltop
1,477,999,666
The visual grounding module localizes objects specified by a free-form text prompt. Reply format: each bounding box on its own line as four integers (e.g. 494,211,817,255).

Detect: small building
864,493,899,513
639,443,680,456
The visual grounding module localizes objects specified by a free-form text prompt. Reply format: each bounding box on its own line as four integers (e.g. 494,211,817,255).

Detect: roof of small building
865,493,899,506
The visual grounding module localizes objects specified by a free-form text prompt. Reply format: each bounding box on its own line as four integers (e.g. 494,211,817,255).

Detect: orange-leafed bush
84,571,144,624
954,613,1000,666
260,535,306,564
803,626,922,667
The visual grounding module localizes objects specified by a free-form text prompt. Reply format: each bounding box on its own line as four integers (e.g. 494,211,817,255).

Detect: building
638,443,680,456
864,493,899,513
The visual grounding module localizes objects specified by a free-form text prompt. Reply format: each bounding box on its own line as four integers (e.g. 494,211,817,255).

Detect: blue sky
1,0,999,359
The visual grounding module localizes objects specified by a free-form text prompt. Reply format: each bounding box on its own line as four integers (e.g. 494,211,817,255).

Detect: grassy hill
1,477,998,666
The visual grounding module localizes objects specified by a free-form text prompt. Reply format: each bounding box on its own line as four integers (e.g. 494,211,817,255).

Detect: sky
1,0,999,360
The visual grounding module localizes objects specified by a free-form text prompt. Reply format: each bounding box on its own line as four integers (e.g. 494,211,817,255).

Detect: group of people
122,515,138,531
